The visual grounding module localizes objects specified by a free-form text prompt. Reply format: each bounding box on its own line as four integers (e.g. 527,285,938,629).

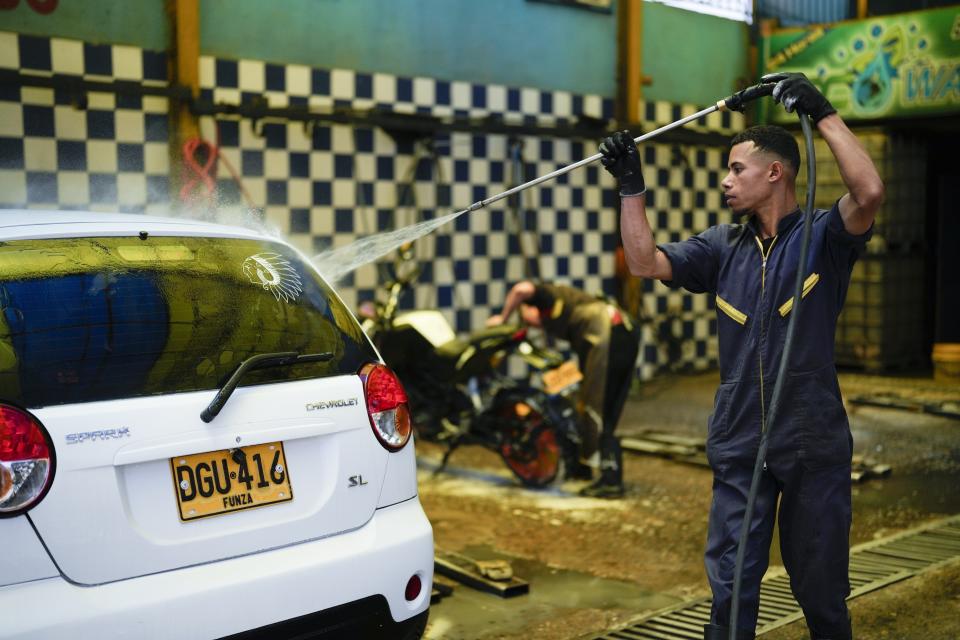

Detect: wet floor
418,370,960,639
852,467,960,515
420,463,960,639
424,546,681,640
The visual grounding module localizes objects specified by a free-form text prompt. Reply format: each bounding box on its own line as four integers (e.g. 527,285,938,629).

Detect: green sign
760,7,960,122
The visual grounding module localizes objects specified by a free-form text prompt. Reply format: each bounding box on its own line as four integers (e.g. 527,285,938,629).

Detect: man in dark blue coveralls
598,73,884,640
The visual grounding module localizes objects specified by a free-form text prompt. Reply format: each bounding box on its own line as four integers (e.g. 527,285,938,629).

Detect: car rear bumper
220,595,429,640
2,497,433,640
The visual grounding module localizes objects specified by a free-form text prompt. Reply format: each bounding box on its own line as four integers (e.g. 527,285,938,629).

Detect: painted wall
1,0,617,95
2,0,746,105
0,1,167,50
200,0,616,96
641,2,749,106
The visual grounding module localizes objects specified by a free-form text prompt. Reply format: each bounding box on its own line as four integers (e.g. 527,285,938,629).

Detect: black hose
728,112,817,639
722,81,777,113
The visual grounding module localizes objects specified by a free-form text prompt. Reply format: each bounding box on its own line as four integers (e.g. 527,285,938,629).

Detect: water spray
312,209,463,284
313,81,778,284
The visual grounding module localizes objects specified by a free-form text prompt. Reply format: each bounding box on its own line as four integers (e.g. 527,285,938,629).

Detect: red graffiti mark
26,0,58,14
179,138,220,208
0,0,59,11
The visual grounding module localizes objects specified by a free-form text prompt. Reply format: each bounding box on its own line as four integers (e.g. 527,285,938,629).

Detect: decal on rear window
242,253,303,303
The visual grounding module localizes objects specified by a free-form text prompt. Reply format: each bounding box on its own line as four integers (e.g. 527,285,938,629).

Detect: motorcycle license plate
543,360,583,395
171,442,293,522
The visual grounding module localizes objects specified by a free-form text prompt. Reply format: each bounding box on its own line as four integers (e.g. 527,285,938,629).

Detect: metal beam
169,0,200,141
617,0,645,124
166,0,200,208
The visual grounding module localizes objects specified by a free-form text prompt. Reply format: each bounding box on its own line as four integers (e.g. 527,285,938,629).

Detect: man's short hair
730,125,800,176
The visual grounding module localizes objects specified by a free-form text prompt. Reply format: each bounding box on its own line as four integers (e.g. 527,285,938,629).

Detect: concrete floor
418,369,960,639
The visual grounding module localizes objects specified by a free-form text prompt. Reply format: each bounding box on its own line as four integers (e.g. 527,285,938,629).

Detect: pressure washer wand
458,81,776,214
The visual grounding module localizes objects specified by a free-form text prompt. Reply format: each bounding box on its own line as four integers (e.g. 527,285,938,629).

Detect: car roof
0,210,276,242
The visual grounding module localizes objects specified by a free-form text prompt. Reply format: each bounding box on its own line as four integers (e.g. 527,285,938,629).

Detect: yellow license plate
171,441,293,522
542,360,583,396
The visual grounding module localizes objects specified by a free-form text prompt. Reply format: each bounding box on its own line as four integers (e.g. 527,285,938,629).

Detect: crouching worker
487,281,640,497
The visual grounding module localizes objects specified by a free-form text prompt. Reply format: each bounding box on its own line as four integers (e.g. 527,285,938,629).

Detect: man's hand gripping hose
717,79,778,112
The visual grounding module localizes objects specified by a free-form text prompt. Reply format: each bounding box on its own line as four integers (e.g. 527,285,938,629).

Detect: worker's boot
561,424,592,480
579,437,623,498
565,460,593,480
703,623,755,640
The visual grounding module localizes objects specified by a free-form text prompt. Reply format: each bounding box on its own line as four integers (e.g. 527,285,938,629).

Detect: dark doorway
928,133,960,346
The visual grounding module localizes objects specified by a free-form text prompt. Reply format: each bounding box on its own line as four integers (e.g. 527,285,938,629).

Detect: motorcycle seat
434,325,524,379
435,324,520,360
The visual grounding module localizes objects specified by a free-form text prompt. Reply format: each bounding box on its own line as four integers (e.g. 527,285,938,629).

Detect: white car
0,211,433,639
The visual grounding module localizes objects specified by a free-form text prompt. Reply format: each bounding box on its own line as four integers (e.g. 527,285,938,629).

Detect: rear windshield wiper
201,351,334,423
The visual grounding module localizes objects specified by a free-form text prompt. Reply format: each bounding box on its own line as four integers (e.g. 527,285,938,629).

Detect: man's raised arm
764,72,884,235
599,131,673,280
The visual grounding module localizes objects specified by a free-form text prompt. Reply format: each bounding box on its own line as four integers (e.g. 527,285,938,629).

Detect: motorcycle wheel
497,398,563,487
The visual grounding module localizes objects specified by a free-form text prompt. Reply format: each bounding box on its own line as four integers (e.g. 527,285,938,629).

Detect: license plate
542,360,583,396
171,441,293,522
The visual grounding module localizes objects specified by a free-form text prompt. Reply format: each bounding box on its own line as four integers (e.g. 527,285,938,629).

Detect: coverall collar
746,207,802,240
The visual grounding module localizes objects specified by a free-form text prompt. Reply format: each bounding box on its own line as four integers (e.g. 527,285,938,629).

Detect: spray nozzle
719,81,777,112
397,241,415,261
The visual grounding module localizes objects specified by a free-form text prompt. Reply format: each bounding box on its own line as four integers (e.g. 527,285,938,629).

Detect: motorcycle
358,254,582,488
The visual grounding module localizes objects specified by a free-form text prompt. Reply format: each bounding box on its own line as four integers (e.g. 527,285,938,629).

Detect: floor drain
591,514,960,639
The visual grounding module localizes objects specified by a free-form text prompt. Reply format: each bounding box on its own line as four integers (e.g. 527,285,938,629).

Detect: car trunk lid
29,374,386,585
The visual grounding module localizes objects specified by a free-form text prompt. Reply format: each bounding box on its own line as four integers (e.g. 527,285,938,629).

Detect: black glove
762,72,836,123
599,130,645,197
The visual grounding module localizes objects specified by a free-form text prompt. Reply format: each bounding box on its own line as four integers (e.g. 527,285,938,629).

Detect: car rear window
0,234,377,408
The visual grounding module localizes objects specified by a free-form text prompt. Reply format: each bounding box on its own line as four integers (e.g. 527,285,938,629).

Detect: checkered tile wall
0,31,744,380
0,34,171,214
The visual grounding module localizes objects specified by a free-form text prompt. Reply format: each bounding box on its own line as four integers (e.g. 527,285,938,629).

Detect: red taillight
405,574,422,601
359,363,412,451
0,404,55,517
510,328,528,342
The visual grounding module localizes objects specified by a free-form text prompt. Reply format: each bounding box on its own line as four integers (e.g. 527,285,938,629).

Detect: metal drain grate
592,514,960,639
